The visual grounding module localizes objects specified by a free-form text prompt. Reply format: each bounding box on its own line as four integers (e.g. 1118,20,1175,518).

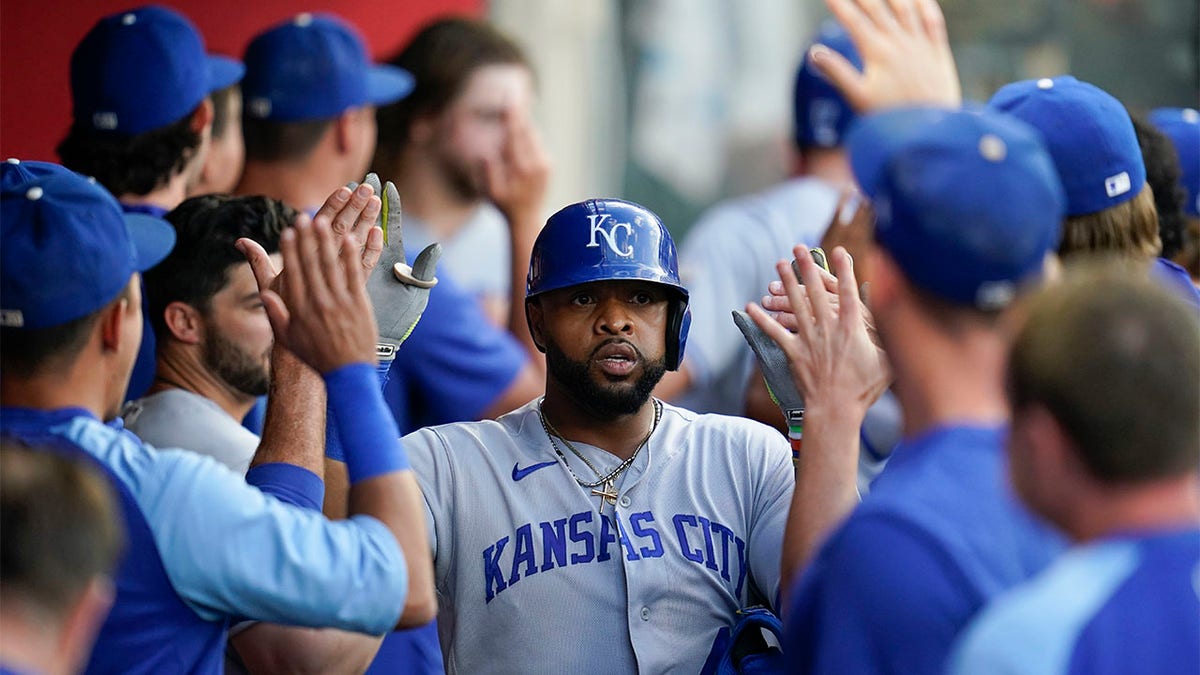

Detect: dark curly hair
1130,111,1187,259
57,108,202,198
146,195,293,340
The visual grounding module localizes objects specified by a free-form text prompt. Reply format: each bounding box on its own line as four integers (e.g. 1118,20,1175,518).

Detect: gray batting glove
357,173,441,364
732,310,805,428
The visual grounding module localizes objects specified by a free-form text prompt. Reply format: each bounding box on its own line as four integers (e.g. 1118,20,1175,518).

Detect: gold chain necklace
537,398,662,514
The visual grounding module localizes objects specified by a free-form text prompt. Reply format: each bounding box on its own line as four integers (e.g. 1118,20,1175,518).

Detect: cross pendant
591,481,618,512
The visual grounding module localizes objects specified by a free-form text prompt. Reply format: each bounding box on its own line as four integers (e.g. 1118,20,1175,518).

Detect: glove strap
786,410,804,468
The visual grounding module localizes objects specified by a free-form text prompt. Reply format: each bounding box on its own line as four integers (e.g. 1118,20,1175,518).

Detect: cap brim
847,107,956,198
207,54,245,93
365,65,415,106
124,213,176,272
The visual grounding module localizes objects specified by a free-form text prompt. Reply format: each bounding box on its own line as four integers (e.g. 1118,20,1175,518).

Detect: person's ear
408,112,438,148
525,299,547,353
163,302,204,345
868,248,902,310
191,98,215,134
334,110,357,155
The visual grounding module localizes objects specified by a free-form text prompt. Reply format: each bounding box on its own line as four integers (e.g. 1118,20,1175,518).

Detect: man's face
198,257,279,399
429,64,534,202
532,280,670,418
108,275,145,420
195,89,245,196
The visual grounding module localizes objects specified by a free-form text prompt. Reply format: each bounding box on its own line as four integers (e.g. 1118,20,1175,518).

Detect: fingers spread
313,186,352,227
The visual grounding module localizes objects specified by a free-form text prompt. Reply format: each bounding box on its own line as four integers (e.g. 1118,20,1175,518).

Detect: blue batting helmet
526,198,691,370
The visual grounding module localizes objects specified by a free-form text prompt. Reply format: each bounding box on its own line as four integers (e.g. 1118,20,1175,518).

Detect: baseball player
400,198,793,673
949,266,1200,674
0,160,434,674
750,104,1070,671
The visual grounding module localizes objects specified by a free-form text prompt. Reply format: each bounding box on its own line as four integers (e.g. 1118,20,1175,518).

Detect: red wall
0,0,482,162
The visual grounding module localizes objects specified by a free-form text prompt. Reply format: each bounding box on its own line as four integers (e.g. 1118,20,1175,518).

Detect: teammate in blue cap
749,104,1070,674
57,5,247,404
0,160,434,674
384,198,795,673
949,265,1200,675
236,12,413,212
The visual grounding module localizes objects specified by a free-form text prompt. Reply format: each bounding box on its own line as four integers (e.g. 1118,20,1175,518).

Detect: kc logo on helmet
586,214,634,257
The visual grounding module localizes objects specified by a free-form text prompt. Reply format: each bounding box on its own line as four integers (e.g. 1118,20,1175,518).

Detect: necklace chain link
537,398,662,490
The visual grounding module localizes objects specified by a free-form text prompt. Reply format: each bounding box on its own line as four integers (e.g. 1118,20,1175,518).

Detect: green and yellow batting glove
359,172,441,365
732,309,806,465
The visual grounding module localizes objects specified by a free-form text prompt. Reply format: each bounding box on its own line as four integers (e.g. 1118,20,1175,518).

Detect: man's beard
544,337,666,418
202,328,270,398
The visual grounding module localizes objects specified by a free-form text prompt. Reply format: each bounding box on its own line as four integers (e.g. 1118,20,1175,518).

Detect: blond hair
1059,183,1161,261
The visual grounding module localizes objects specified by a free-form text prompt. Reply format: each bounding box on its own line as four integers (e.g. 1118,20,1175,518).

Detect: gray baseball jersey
677,176,839,415
405,399,793,674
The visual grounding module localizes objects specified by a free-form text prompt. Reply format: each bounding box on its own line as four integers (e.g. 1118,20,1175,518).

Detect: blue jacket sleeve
383,270,527,432
785,514,981,675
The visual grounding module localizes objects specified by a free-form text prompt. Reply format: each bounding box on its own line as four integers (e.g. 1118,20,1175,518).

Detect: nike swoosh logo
512,460,558,482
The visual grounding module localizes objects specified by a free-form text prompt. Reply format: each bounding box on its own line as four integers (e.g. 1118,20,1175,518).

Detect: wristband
325,362,409,483
325,357,395,462
787,425,803,467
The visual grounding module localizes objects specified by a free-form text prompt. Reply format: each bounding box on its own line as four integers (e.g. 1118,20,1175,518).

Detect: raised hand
746,245,890,420
239,214,378,374
811,0,961,112
356,173,441,361
315,182,385,283
483,105,550,225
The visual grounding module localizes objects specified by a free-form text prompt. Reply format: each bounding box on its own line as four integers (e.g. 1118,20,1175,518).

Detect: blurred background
2,0,1196,238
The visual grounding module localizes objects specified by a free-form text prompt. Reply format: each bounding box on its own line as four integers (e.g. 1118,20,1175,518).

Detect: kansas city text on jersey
481,509,751,603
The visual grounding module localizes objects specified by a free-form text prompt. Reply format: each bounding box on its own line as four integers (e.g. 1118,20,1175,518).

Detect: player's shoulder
948,539,1143,675
657,401,790,459
403,400,540,454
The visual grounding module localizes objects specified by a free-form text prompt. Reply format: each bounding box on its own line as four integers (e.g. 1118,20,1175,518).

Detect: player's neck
888,322,1010,437
1063,475,1200,543
539,388,659,461
151,345,256,422
236,159,347,214
117,170,190,214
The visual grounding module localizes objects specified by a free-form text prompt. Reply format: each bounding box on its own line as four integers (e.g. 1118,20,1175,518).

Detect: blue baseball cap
794,20,861,149
242,13,415,122
1,160,175,329
989,76,1146,217
1149,107,1200,217
849,107,1066,310
71,5,244,135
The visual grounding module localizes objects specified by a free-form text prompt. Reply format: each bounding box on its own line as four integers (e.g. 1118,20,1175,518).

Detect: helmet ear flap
665,295,691,371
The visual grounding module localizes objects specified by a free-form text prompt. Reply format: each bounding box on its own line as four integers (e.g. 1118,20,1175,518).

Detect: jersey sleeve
136,448,408,634
784,514,981,674
383,270,527,432
402,426,454,586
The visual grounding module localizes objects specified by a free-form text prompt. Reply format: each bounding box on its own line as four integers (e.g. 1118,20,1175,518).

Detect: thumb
410,243,442,283
809,45,870,113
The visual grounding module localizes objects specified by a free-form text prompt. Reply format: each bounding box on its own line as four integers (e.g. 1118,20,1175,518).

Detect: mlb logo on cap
989,76,1146,217
241,13,414,122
